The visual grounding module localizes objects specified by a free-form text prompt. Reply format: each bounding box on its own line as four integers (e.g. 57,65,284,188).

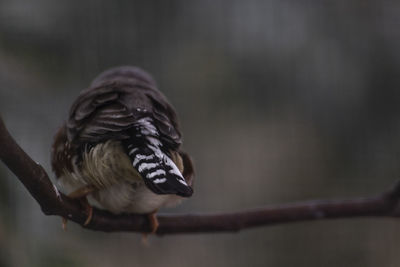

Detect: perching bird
51,66,194,232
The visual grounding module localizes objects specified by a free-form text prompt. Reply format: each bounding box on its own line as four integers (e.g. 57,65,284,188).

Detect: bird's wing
67,79,182,149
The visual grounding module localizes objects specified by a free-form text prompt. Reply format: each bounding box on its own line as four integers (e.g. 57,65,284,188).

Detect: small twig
1,115,400,235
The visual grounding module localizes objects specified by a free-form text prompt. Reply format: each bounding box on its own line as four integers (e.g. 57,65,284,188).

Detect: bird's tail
127,144,193,197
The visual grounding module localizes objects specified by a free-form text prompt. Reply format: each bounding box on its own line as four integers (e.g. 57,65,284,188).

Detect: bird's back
51,66,194,214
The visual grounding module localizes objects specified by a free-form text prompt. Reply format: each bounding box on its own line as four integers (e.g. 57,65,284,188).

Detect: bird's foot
62,185,95,230
142,210,159,244
81,197,94,226
148,211,159,234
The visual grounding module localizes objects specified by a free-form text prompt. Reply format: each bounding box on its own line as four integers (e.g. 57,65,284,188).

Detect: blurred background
1,1,400,266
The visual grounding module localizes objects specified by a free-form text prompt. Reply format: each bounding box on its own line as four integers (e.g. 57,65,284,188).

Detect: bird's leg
62,185,96,230
141,210,159,244
148,210,159,234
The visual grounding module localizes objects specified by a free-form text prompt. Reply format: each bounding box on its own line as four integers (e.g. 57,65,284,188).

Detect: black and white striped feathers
127,117,192,197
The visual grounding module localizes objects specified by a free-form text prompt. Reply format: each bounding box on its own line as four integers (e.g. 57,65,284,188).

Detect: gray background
1,1,400,266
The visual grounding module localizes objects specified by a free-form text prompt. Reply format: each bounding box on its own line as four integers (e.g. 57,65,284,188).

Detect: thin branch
1,115,400,235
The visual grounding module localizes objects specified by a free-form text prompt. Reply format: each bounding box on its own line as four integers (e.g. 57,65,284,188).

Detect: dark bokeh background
1,1,400,266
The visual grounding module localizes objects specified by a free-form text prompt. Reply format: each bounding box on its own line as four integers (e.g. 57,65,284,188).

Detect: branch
1,115,400,235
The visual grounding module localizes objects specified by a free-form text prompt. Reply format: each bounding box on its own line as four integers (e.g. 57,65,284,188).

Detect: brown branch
1,115,400,235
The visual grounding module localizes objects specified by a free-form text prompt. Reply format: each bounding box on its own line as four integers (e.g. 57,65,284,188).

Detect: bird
51,66,194,233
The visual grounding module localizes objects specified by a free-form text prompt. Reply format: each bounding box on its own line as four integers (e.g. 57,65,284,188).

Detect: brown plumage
51,66,194,217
